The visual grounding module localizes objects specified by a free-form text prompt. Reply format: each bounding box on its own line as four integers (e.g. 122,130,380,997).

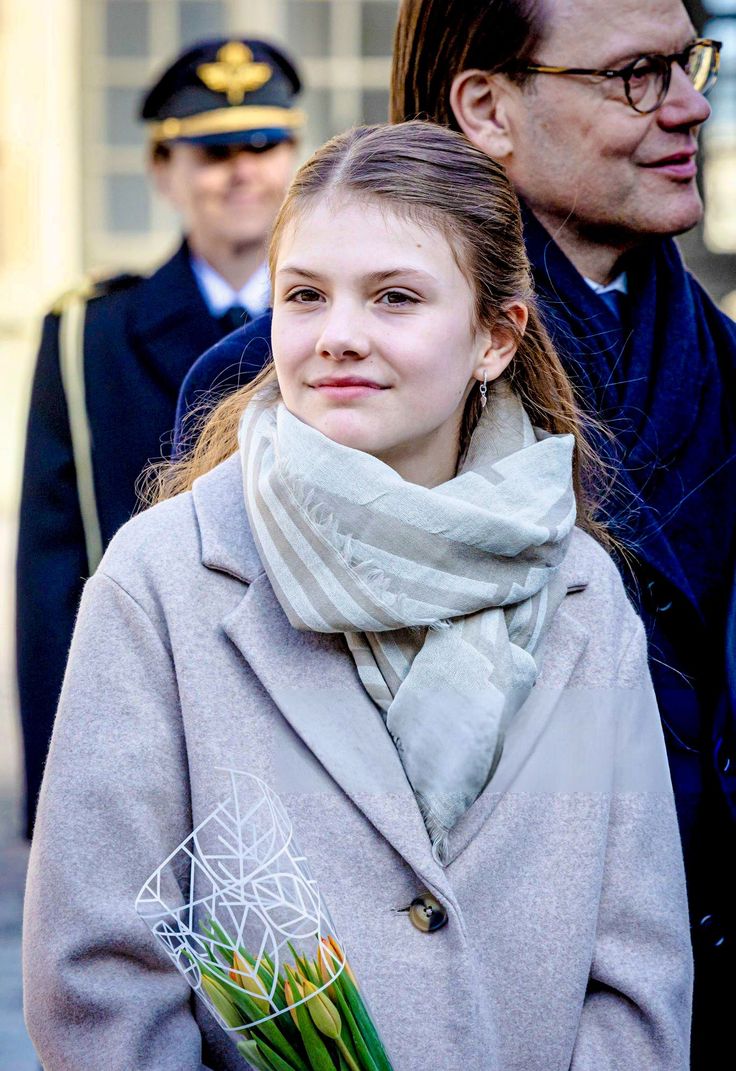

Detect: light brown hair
390,0,546,125
148,121,606,542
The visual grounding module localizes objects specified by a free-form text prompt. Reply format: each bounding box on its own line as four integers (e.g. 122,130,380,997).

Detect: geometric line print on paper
135,769,344,1031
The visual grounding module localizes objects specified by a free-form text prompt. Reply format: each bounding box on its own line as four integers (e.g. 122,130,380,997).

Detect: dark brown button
408,893,448,933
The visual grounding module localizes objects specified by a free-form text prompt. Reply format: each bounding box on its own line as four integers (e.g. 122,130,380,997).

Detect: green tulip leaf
331,985,380,1071
216,979,307,1071
337,975,392,1071
255,1036,308,1071
294,995,339,1071
238,1037,278,1071
202,916,236,967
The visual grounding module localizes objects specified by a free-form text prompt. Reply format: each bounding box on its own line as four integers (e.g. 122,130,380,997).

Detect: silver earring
480,370,488,409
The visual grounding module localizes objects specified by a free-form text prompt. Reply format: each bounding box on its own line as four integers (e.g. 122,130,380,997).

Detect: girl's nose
315,306,371,361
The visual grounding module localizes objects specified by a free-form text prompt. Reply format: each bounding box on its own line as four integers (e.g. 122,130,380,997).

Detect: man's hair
390,0,546,125
150,142,172,163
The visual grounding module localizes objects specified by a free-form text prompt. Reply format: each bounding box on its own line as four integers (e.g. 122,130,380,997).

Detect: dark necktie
597,287,628,322
218,304,248,335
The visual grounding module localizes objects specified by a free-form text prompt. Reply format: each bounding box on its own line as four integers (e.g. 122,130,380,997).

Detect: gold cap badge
197,42,273,105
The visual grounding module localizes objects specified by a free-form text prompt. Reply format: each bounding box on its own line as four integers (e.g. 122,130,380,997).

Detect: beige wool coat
23,454,692,1071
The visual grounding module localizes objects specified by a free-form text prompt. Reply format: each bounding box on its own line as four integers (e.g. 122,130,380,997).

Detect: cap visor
177,128,296,148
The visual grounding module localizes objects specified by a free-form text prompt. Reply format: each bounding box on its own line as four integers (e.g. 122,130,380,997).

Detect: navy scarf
523,207,736,638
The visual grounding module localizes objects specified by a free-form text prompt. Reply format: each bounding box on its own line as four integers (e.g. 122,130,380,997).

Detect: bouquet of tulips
135,770,396,1071
197,918,393,1071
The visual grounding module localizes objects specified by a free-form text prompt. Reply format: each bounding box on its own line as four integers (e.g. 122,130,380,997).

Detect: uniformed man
16,36,305,836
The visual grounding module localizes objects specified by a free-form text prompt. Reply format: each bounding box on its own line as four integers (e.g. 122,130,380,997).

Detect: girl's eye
286,287,323,303
378,290,419,306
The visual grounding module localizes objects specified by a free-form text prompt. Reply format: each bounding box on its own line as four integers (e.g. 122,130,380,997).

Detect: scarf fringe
416,791,454,867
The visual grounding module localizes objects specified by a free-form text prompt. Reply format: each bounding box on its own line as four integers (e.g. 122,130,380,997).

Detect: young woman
24,123,691,1071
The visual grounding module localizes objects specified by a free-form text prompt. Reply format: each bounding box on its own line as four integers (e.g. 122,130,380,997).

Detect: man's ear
148,152,173,199
450,69,515,162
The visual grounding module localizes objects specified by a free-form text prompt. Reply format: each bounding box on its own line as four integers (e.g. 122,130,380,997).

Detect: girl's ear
450,69,517,162
474,302,529,383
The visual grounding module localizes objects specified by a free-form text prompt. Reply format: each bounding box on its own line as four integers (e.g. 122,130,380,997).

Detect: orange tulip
302,979,341,1040
283,969,304,1028
318,939,339,996
303,977,362,1071
326,935,356,985
229,951,270,1015
201,974,242,1029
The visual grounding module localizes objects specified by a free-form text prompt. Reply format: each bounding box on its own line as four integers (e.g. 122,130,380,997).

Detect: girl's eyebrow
363,268,435,286
276,265,436,285
276,264,323,279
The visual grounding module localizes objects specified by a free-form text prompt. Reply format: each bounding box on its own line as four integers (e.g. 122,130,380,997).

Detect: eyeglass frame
504,38,722,114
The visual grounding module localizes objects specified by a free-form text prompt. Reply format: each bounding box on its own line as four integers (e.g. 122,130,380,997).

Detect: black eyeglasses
508,38,721,114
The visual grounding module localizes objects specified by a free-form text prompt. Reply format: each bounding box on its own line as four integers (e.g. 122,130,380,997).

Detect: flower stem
336,1037,361,1071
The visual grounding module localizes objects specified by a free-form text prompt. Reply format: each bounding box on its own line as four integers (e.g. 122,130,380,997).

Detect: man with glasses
175,2,734,1062
391,1,734,1064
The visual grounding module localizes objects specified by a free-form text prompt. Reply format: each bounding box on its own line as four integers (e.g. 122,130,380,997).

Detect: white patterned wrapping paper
135,769,345,1033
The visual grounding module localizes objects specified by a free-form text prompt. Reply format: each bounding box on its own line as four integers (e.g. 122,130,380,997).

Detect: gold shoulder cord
57,283,104,575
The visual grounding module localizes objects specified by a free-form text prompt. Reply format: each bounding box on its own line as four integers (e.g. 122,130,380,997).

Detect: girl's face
271,196,521,486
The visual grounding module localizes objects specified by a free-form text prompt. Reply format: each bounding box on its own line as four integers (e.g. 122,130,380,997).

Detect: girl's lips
313,381,387,400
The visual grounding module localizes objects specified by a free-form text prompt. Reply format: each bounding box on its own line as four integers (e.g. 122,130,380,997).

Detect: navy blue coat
16,242,229,835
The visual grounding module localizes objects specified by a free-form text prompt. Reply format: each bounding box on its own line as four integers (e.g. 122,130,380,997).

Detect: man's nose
658,62,712,129
316,303,371,361
230,149,261,178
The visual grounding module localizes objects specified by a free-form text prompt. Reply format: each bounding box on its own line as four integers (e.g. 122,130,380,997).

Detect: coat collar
130,241,224,392
134,241,213,336
191,453,591,883
192,453,262,583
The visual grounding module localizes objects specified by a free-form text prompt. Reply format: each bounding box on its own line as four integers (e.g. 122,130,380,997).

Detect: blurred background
0,1,734,1065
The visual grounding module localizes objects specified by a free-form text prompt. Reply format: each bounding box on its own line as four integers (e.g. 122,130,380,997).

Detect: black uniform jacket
17,242,228,834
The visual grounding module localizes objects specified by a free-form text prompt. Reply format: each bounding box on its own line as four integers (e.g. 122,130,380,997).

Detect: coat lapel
443,606,591,864
193,458,451,896
222,576,451,893
130,242,224,395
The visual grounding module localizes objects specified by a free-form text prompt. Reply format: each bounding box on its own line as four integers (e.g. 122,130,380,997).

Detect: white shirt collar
190,254,271,318
582,271,628,296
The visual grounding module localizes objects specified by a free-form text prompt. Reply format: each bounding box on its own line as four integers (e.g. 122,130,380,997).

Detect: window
361,1,397,58
286,1,331,59
179,1,226,43
703,6,736,253
105,0,149,58
81,0,399,270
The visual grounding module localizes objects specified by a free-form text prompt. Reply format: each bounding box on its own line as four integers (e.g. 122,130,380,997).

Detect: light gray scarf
239,384,576,863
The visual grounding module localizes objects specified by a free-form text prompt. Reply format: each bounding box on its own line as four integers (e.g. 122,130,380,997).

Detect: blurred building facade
79,0,395,270
0,0,396,516
681,0,736,309
1,0,735,517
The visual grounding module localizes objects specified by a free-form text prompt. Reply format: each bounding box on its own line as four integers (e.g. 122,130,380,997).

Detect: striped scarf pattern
239,385,576,863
